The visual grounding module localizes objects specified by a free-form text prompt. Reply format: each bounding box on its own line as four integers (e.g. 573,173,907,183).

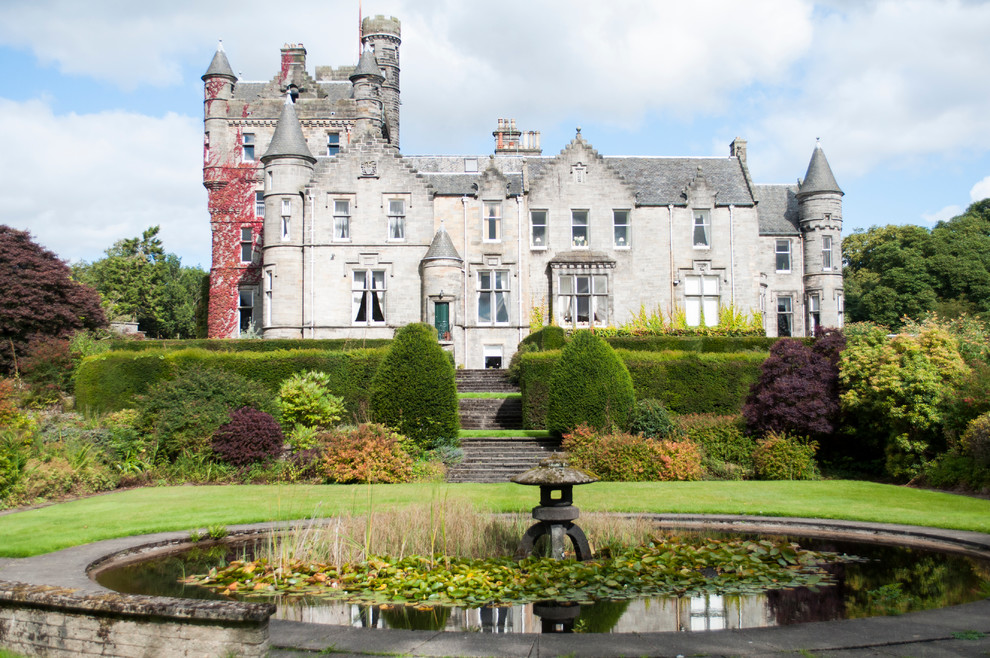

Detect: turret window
571,210,589,248
531,210,547,249
333,200,350,240
483,202,502,242
478,270,510,325
808,294,821,335
241,133,255,162
693,209,711,248
775,240,791,273
352,270,386,325
822,236,834,271
387,199,405,240
281,199,291,241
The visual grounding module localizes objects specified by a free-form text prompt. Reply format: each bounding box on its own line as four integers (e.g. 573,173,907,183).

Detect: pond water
95,532,990,634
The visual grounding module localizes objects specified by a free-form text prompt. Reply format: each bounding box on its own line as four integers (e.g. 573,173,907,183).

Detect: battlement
362,14,401,38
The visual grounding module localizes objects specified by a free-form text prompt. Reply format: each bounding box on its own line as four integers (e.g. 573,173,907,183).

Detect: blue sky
2,0,989,270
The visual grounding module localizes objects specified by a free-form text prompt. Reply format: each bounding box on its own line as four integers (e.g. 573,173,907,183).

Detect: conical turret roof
350,48,384,80
422,227,462,262
202,40,236,80
261,95,316,163
799,142,843,196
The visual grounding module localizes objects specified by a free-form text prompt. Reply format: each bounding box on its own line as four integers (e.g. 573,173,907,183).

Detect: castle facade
203,16,844,368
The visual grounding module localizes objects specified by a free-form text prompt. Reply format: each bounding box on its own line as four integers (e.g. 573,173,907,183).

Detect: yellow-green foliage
593,303,764,338
752,431,819,481
563,424,703,482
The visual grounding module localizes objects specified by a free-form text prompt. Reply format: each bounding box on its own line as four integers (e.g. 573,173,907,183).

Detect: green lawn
1,481,988,558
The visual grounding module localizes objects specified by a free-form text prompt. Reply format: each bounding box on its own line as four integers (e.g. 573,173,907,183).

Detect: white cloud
971,175,990,202
921,204,962,226
0,98,208,267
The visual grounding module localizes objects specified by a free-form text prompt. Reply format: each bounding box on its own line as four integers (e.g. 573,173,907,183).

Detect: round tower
349,48,386,142
420,227,464,345
797,141,844,332
202,40,237,188
361,15,401,147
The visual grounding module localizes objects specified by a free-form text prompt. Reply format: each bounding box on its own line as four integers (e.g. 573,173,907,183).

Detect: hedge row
517,349,767,429
106,338,391,353
520,327,785,353
75,347,388,416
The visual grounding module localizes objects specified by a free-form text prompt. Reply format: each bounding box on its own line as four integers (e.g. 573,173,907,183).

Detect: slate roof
754,185,801,235
422,227,462,261
262,97,316,162
232,81,352,103
351,49,383,79
800,144,843,196
203,43,236,80
416,172,524,196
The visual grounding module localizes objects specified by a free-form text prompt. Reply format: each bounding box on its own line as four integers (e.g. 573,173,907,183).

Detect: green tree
928,200,990,317
74,226,207,338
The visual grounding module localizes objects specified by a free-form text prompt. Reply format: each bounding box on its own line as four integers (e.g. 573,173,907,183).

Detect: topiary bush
138,366,276,460
753,431,819,480
279,370,345,431
546,331,635,435
562,423,702,482
211,407,285,466
320,423,413,484
961,412,990,468
370,323,459,452
629,399,675,438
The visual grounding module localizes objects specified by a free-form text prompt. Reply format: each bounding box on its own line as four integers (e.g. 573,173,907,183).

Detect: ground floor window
777,295,793,337
238,289,255,335
484,345,503,369
807,293,821,335
557,273,607,327
352,270,386,325
684,275,719,327
478,270,509,324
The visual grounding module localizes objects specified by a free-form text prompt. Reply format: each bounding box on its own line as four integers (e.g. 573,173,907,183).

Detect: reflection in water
95,535,990,634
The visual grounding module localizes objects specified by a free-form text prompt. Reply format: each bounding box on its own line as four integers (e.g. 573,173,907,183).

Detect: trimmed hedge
604,335,782,353
75,347,388,416
105,338,391,353
520,326,567,351
518,349,767,429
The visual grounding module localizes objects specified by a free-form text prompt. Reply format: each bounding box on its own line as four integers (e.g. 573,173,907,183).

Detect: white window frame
684,275,719,327
693,209,711,248
613,209,630,248
263,269,273,327
777,295,793,337
530,210,548,249
327,132,340,156
352,269,386,326
241,133,255,162
477,270,510,325
238,288,255,336
807,293,821,335
822,235,834,271
239,226,253,263
483,201,502,243
333,199,350,241
556,273,608,328
387,199,405,241
571,210,589,248
836,292,844,327
775,239,791,273
255,191,265,218
280,198,291,241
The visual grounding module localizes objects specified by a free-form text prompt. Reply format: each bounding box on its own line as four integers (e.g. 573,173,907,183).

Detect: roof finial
576,126,582,135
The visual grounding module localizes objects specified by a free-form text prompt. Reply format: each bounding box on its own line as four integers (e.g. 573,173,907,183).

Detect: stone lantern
512,453,598,561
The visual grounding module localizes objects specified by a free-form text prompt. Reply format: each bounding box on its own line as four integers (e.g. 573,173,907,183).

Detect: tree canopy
0,225,106,374
73,226,208,339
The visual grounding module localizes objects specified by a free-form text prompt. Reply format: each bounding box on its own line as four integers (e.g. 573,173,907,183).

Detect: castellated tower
797,142,844,332
361,15,401,147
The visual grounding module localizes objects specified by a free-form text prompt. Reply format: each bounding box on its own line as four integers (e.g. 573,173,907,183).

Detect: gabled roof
422,227,462,262
261,96,316,162
799,144,843,196
203,41,236,80
754,184,801,235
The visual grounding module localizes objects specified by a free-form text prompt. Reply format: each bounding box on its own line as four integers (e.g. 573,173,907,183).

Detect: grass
456,392,521,399
1,481,989,558
458,429,551,438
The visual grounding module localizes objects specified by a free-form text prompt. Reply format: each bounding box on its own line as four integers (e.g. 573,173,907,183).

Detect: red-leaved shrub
320,423,413,484
562,423,702,482
211,407,285,466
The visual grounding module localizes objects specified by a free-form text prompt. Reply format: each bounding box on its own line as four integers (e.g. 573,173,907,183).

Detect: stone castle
202,15,843,368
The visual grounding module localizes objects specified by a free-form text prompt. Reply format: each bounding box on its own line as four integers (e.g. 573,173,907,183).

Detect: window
255,191,265,218
775,239,791,272
240,227,253,263
264,270,273,327
204,132,210,164
530,210,547,248
484,345,503,369
333,200,350,240
478,270,510,324
808,294,821,335
822,236,834,271
238,289,254,335
280,199,291,240
483,202,502,242
241,133,255,162
684,275,719,327
693,209,711,248
387,199,405,240
571,210,589,247
327,132,340,156
777,296,793,337
557,274,607,327
352,270,386,325
613,210,630,248
837,292,844,327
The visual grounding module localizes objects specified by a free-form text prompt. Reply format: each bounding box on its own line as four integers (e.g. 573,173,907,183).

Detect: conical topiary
546,330,635,436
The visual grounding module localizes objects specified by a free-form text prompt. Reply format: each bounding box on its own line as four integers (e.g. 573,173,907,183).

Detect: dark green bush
105,338,391,353
138,366,276,460
212,407,285,466
961,412,990,468
674,413,755,480
74,350,176,413
752,431,819,480
605,336,780,353
922,451,990,492
629,399,675,438
546,331,635,435
520,326,567,351
370,323,459,452
562,423,702,481
517,351,559,429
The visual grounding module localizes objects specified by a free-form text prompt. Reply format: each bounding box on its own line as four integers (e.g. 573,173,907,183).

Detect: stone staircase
449,369,561,483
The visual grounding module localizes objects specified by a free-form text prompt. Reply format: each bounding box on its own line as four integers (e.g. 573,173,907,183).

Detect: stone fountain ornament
512,452,598,561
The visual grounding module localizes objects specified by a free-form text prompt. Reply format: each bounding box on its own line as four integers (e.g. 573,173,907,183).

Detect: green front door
434,302,450,340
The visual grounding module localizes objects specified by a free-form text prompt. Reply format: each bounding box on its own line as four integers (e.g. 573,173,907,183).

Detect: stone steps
447,437,561,483
458,397,523,430
455,369,520,393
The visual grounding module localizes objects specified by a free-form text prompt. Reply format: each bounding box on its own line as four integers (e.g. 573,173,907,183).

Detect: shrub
0,430,31,503
743,335,843,439
961,412,990,468
562,423,702,482
320,423,413,484
546,331,635,435
752,431,819,480
629,399,675,438
279,370,345,431
370,324,459,452
0,378,19,426
211,407,285,466
20,337,74,405
520,326,567,352
138,366,276,460
922,451,990,492
674,413,755,479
